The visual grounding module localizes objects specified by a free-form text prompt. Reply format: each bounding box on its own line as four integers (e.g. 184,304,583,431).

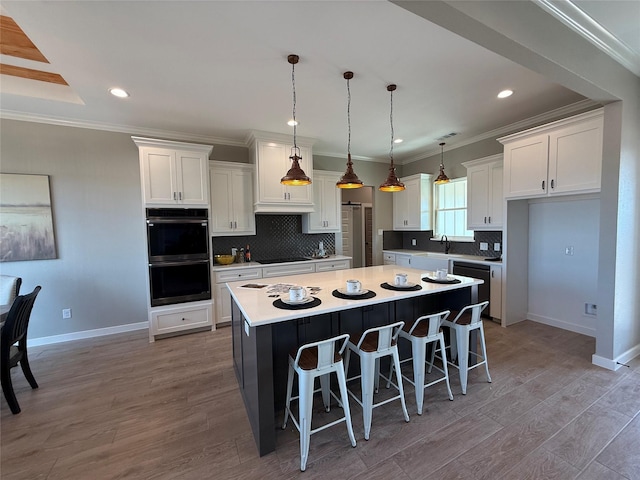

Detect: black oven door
149,260,211,307
147,218,209,262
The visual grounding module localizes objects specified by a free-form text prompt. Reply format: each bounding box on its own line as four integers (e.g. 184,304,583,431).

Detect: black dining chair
1,285,41,414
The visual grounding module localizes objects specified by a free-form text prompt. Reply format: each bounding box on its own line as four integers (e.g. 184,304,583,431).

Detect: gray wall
0,119,148,339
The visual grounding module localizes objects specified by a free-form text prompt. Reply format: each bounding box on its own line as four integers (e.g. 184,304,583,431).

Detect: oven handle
147,218,208,225
149,259,210,267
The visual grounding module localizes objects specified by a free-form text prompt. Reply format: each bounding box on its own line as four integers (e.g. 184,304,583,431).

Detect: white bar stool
344,322,410,440
282,333,356,471
440,301,491,394
392,310,454,415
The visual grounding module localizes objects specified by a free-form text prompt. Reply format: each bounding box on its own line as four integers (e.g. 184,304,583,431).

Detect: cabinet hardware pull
181,317,185,322
173,192,177,200
551,179,555,189
484,216,487,224
542,180,546,191
230,222,233,228
491,270,494,278
488,216,491,223
234,221,237,229
179,192,182,200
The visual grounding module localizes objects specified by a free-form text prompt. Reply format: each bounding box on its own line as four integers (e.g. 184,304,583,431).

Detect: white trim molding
534,0,640,77
593,342,640,371
28,322,148,347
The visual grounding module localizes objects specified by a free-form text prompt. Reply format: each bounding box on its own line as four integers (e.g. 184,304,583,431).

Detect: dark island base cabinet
232,287,474,457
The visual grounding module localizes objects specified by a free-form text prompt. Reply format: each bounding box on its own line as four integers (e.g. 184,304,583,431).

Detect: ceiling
0,1,637,164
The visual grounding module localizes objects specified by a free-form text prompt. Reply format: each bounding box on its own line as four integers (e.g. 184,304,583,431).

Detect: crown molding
401,98,600,165
0,110,247,147
533,0,640,77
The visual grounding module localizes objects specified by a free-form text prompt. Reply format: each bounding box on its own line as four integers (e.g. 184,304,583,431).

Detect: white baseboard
593,342,640,371
28,322,148,347
527,313,596,337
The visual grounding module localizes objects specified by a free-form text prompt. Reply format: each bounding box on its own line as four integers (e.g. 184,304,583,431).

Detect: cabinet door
403,178,421,229
142,149,177,204
466,165,490,229
175,150,209,205
232,169,256,234
393,183,411,230
549,116,602,195
304,173,340,233
257,142,288,203
215,283,232,325
488,163,504,227
395,254,412,267
504,134,549,199
210,168,234,234
489,265,502,320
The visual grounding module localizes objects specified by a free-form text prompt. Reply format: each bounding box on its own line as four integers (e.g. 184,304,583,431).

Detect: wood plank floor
1,320,639,479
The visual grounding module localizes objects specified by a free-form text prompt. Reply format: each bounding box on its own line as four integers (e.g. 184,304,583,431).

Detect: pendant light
281,54,311,186
337,71,364,189
434,142,451,184
379,84,405,192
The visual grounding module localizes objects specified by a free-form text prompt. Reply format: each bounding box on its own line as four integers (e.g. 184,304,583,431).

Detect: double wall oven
146,208,211,307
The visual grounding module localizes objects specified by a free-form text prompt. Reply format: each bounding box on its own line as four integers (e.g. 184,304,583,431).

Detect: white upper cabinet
133,137,212,207
248,131,315,213
209,161,255,236
302,171,342,233
393,173,433,231
499,109,603,200
463,154,503,230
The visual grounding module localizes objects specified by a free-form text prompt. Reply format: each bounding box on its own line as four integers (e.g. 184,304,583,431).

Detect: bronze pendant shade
337,71,363,189
379,84,405,192
434,142,450,184
281,54,311,186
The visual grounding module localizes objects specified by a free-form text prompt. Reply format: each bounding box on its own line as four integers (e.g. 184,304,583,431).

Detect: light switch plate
480,242,488,250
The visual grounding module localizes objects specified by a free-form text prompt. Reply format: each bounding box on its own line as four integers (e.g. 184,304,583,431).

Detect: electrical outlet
377,229,384,236
494,243,501,251
585,303,597,316
62,308,72,319
411,239,417,246
565,246,575,256
480,242,488,250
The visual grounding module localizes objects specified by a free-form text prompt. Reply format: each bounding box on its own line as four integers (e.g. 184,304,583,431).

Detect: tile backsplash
383,230,503,257
212,215,335,261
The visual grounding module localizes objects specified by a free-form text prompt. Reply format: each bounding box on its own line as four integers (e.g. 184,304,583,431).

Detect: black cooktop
256,257,311,264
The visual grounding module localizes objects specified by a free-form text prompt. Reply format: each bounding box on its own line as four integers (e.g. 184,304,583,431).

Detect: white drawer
215,267,262,284
151,302,212,336
315,260,350,272
383,252,396,264
262,263,316,278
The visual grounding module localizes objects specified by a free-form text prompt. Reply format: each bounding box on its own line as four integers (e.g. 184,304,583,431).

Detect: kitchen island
228,264,482,455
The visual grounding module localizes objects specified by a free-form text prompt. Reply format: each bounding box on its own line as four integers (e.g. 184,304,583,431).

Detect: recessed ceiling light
497,89,513,99
109,88,129,98
287,119,298,126
394,138,403,144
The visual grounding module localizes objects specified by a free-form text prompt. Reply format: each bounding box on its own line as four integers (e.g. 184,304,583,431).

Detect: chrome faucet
440,235,451,254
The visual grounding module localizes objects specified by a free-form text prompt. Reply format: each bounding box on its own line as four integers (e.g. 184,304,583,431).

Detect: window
433,178,474,239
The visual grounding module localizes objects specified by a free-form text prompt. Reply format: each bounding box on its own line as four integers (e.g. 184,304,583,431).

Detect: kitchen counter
229,264,481,456
383,249,502,265
211,254,352,271
227,264,481,327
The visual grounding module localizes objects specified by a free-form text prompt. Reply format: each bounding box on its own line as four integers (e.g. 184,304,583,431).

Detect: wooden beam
0,63,68,85
0,15,49,63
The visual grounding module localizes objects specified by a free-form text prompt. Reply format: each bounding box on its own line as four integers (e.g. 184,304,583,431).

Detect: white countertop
383,250,502,266
212,255,352,271
227,264,482,327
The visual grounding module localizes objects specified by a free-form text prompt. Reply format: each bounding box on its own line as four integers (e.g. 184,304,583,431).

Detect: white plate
389,282,416,289
337,288,370,296
424,274,455,282
281,296,315,305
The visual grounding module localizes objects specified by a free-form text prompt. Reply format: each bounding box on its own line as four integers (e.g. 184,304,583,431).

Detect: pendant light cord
389,88,394,166
347,76,351,156
291,60,297,149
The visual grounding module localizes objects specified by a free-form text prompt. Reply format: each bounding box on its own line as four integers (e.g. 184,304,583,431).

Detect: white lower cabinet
214,267,263,326
149,300,213,341
262,263,316,278
490,265,502,320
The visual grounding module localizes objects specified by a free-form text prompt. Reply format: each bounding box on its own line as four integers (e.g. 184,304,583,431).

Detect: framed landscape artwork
0,173,57,262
